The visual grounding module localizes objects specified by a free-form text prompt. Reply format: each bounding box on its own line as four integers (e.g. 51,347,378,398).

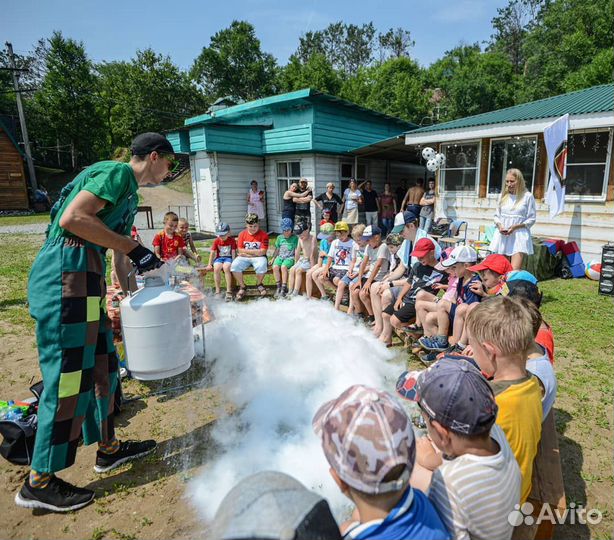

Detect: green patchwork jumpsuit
28,161,139,473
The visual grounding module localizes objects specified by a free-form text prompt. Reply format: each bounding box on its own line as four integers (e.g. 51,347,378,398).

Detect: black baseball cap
397,356,498,436
130,132,176,156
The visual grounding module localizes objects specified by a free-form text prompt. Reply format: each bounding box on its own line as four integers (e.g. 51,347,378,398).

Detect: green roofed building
166,89,422,233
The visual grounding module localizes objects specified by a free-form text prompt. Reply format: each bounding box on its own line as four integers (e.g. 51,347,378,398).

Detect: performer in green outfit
16,133,176,512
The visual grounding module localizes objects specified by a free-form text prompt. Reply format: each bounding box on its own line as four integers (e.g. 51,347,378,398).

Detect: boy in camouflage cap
312,384,450,540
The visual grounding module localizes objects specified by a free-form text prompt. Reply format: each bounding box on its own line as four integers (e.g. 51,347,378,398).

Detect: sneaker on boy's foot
15,476,95,512
418,335,449,352
281,284,288,297
274,284,282,298
94,440,156,473
418,350,439,366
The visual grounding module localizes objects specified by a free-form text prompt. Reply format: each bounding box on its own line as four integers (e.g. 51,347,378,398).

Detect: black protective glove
127,244,163,274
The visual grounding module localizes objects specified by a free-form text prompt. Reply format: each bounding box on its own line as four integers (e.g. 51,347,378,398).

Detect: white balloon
426,158,439,172
421,147,436,161
435,153,446,165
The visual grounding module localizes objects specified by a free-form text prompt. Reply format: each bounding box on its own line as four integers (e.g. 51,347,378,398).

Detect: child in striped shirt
397,357,521,540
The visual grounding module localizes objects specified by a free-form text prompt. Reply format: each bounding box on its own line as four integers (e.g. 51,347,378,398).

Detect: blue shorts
231,256,268,274
449,303,457,326
341,273,359,286
214,257,232,265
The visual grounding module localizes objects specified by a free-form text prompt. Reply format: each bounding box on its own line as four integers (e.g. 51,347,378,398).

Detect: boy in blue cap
397,358,521,540
271,217,298,297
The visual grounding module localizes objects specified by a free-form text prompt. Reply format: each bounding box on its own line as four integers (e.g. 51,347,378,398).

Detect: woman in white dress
247,180,265,220
489,168,536,270
341,179,363,225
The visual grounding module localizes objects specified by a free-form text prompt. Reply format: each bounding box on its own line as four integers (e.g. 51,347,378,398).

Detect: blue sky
3,0,508,69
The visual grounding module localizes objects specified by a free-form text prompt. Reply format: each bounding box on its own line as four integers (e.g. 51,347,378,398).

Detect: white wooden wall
436,193,614,261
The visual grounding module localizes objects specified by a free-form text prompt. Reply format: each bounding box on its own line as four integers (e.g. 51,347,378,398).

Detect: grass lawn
0,213,50,226
1,231,612,537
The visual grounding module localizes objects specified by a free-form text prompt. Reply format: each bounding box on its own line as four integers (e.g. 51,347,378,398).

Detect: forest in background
1,0,612,168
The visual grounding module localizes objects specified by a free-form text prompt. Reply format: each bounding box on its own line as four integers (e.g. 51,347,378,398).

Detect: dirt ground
0,320,224,540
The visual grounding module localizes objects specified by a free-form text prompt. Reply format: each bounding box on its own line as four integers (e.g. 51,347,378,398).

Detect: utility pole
5,42,37,192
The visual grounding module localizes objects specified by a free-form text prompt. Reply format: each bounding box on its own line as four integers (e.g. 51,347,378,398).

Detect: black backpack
0,382,41,466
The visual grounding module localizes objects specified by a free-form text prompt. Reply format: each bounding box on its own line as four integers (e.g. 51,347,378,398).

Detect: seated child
466,296,543,503
369,233,405,337
520,299,557,420
505,277,555,363
205,222,237,301
352,226,390,320
272,218,299,297
443,253,514,354
152,211,186,261
418,245,481,355
316,221,354,296
288,222,318,296
378,238,446,346
397,358,522,540
313,384,450,540
230,213,269,300
305,222,334,299
177,217,201,263
320,208,334,226
335,224,366,312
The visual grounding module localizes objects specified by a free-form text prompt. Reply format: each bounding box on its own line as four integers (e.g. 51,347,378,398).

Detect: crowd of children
202,208,559,540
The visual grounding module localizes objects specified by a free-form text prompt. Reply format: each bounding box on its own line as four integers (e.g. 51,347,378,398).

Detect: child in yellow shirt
466,295,542,503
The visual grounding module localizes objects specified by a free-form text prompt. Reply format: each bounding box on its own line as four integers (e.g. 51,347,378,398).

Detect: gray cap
209,471,341,540
412,357,498,436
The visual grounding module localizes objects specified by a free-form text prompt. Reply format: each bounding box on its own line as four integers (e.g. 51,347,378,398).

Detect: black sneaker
94,440,157,473
15,476,95,512
281,284,288,298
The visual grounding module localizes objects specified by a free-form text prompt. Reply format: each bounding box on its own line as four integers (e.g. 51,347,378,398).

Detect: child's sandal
257,284,267,297
235,287,246,301
225,291,234,302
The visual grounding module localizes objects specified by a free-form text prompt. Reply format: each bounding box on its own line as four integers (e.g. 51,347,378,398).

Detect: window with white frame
488,136,537,194
440,142,480,192
566,130,611,198
340,161,367,192
277,161,302,211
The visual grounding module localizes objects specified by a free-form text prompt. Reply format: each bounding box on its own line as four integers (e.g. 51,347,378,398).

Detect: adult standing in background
419,177,436,233
358,180,380,227
294,178,313,229
247,180,265,221
380,182,397,235
489,168,536,270
314,182,343,223
282,182,311,224
402,178,425,215
341,179,363,226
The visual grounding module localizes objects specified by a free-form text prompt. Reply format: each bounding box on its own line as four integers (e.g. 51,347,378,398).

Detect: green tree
426,44,518,120
33,32,103,166
377,28,415,61
519,0,613,100
277,53,342,95
190,21,277,101
98,49,207,151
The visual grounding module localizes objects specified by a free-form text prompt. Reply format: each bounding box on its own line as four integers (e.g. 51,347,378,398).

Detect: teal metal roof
0,116,26,158
408,84,614,135
185,88,417,129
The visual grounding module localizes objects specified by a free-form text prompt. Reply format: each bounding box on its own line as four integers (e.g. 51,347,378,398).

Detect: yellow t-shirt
491,375,543,503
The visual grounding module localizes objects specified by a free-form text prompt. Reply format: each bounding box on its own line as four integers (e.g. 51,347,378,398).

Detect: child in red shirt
152,211,186,261
319,209,334,226
230,213,269,300
206,222,237,300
